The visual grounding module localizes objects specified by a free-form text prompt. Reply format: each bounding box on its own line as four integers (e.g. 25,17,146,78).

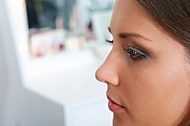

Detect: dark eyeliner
122,46,148,60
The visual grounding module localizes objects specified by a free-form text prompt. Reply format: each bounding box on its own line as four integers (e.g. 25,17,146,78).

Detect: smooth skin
95,0,190,126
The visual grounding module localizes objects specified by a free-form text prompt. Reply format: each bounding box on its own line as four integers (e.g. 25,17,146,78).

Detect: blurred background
0,0,114,126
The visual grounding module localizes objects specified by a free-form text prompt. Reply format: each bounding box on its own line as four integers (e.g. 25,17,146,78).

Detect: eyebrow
108,27,152,42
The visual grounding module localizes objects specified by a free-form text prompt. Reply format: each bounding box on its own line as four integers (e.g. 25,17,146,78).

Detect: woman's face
95,0,190,126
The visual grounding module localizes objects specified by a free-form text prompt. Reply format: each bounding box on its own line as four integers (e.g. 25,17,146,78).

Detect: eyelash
105,39,147,60
123,46,147,60
105,39,114,44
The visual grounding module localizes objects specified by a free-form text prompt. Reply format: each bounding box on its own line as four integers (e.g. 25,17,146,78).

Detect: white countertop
22,48,110,106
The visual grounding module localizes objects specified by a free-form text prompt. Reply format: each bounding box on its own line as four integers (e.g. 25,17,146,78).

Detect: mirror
25,0,114,58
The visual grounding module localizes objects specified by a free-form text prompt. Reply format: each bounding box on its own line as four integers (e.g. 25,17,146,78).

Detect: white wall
0,0,65,125
0,0,9,123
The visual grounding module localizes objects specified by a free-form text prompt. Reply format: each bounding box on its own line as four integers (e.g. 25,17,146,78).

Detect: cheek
147,60,190,103
120,62,190,125
146,66,190,124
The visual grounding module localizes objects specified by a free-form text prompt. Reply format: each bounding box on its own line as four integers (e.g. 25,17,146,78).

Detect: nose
95,52,119,86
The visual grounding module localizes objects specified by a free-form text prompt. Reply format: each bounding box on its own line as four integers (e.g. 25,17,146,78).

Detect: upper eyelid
125,39,152,57
124,47,148,60
127,46,147,55
107,27,152,57
106,33,147,56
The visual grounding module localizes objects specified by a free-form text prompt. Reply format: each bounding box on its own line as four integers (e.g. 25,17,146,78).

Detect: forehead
110,0,157,34
110,0,176,45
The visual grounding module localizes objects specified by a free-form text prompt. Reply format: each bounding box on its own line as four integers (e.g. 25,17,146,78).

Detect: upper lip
107,95,125,108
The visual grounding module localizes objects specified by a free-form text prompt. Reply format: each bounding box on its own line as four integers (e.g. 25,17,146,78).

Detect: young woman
95,0,190,125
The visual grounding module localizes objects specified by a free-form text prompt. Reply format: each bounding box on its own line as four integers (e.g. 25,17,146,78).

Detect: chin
113,114,132,126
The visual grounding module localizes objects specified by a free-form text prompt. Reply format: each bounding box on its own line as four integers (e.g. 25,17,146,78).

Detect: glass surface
25,0,114,58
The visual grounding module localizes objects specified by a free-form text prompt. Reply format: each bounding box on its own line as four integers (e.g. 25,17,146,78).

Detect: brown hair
136,0,190,53
135,0,190,125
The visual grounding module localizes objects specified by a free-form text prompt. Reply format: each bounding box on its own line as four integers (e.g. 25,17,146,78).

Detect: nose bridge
95,50,119,86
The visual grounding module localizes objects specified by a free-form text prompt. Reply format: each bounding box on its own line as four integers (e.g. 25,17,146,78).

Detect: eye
123,46,147,60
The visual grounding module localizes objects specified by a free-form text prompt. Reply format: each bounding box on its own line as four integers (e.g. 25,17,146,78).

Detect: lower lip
108,100,125,112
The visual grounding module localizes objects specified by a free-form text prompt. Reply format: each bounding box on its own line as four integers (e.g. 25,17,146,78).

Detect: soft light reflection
11,0,25,8
18,44,29,58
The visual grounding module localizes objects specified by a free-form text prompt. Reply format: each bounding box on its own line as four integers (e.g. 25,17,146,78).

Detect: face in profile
95,0,190,125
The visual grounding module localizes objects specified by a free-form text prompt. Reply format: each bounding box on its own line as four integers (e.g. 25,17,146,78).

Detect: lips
107,96,125,112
